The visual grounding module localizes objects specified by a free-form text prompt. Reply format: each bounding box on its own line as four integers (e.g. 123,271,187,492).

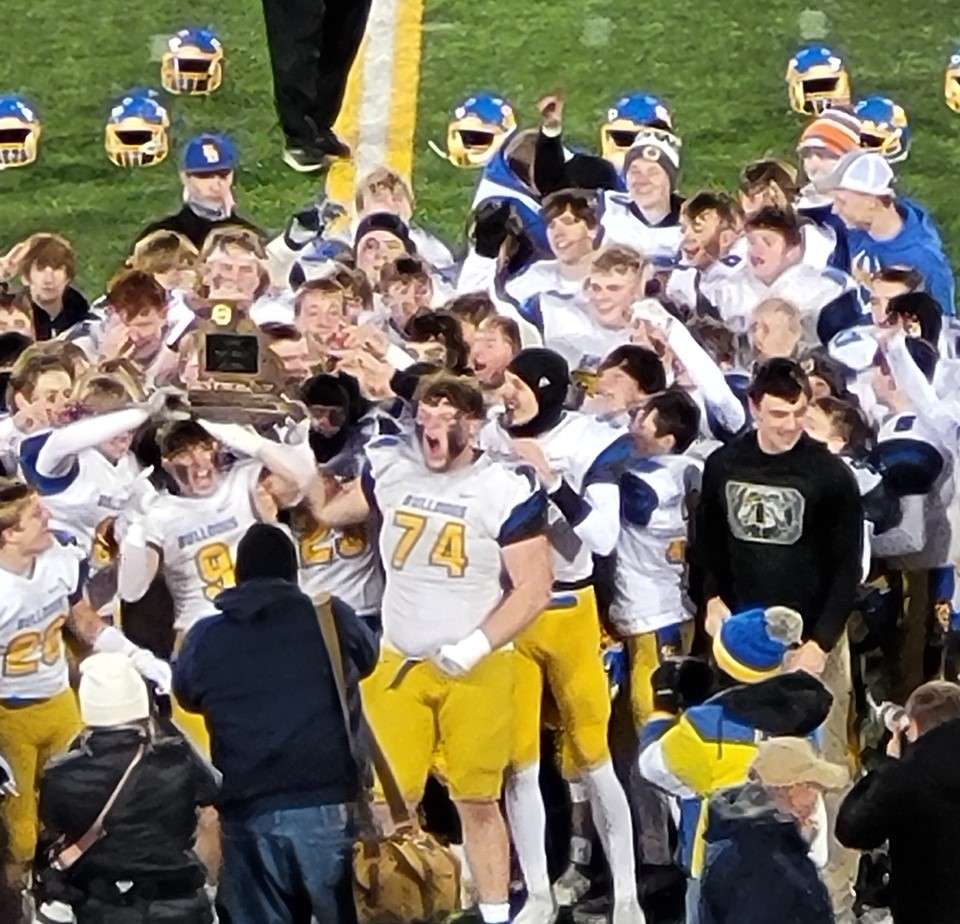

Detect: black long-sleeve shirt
533,129,620,196
696,431,863,650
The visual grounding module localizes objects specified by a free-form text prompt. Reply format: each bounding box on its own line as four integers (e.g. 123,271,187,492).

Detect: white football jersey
142,462,262,633
20,432,147,561
292,512,384,617
519,291,631,377
597,191,683,261
0,539,85,700
708,261,849,335
482,411,629,584
365,435,545,657
611,454,702,635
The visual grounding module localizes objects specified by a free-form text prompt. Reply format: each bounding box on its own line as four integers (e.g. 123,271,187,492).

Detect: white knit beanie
79,653,149,727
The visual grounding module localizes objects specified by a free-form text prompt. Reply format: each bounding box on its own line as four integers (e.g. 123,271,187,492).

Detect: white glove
128,468,159,516
0,753,18,797
128,648,172,695
431,629,492,677
94,625,139,657
198,419,265,459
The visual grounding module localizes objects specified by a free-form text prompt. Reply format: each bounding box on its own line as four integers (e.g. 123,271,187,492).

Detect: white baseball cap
818,150,895,197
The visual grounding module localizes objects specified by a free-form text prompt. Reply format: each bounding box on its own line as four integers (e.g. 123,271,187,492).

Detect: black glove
472,200,516,258
284,198,347,250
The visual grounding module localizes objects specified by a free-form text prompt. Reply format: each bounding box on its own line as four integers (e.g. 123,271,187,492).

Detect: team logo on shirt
725,481,805,545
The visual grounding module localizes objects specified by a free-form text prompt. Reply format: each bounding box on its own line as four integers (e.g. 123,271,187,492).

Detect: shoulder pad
872,436,945,496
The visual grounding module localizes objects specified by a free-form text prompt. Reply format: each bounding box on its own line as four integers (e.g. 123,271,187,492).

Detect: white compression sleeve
118,522,160,602
504,763,551,898
584,761,638,904
572,481,621,556
667,320,746,434
36,408,149,478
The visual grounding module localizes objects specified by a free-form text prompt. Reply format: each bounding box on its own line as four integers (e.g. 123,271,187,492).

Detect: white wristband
457,628,492,667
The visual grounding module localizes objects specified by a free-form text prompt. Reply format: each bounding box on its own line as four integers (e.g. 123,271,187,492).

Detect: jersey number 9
196,542,237,601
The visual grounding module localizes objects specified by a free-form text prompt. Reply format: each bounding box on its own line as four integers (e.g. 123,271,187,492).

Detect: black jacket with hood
173,525,379,818
836,717,960,924
700,783,834,924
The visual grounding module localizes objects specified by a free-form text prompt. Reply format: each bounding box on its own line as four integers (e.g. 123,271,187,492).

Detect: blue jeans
217,803,357,924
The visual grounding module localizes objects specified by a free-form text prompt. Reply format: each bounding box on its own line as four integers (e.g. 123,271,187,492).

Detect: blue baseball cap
182,132,237,173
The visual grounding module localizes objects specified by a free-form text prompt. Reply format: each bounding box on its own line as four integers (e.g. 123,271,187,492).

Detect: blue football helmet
855,96,911,163
161,28,224,96
105,90,170,168
428,93,517,168
785,45,852,114
601,92,678,167
0,95,41,169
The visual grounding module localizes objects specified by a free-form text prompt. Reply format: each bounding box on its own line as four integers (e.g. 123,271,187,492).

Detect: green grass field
2,0,960,292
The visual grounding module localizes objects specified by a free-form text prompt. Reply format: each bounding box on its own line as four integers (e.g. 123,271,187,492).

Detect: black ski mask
504,348,570,438
302,373,367,464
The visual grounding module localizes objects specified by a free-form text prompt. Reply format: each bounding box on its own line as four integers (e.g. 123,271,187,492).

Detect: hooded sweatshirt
173,576,378,817
836,717,960,924
845,199,955,316
639,671,833,875
700,783,834,924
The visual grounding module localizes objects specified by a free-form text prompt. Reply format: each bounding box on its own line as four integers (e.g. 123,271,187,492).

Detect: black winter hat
505,348,570,437
235,524,298,584
354,212,416,255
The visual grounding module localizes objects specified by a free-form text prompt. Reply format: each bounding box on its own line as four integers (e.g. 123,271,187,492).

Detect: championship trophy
183,297,306,426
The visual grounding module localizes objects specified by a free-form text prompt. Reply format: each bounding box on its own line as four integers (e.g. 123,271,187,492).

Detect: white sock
479,901,510,923
585,761,638,904
505,763,551,897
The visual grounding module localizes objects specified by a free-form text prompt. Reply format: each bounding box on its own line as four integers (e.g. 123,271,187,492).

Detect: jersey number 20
4,616,66,677
391,512,468,577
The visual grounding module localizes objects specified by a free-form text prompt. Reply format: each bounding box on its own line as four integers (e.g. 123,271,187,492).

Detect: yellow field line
325,0,425,210
326,34,370,207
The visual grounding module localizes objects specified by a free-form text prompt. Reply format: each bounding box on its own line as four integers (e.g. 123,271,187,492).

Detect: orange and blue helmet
855,96,911,164
601,92,678,167
0,95,41,170
161,27,224,96
428,93,517,168
785,45,852,114
105,90,170,168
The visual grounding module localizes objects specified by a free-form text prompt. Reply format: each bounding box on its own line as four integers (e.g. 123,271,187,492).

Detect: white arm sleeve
667,321,746,434
36,408,149,478
572,481,621,556
885,332,938,411
118,521,160,602
257,437,318,494
265,234,301,289
456,250,497,296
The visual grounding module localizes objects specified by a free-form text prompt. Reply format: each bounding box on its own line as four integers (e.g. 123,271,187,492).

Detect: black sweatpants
260,0,372,146
74,893,212,923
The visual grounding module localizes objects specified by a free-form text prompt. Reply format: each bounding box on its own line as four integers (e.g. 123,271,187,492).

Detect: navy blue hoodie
173,577,378,818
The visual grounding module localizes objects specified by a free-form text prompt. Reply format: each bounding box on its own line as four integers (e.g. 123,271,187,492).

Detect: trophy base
186,388,306,426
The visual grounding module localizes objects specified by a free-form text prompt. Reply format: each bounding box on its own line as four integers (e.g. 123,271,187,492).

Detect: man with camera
836,680,960,924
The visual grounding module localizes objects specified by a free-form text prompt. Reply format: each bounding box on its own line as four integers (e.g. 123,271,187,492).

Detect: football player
0,479,168,883
665,191,744,314
706,206,852,335
311,374,553,924
597,134,684,262
610,390,703,727
18,374,160,610
118,418,314,748
518,245,650,379
485,349,644,924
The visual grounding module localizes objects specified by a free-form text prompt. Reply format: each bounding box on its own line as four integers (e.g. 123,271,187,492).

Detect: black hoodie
173,577,378,817
837,717,960,924
700,783,834,924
